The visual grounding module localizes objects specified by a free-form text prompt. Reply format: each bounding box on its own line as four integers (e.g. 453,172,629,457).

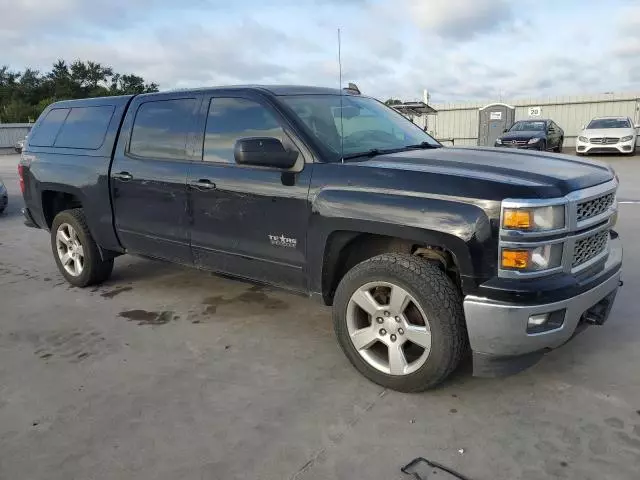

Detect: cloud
406,0,514,40
2,0,639,103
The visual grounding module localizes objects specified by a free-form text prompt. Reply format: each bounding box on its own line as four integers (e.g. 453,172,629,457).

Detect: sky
2,0,639,103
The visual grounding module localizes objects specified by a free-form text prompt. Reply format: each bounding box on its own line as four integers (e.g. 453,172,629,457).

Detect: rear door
187,91,313,291
111,93,202,263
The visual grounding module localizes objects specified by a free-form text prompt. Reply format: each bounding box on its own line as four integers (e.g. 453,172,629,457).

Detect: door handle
113,171,133,181
189,179,217,190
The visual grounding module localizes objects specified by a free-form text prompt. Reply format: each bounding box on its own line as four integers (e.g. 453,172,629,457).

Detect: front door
111,93,201,263
187,93,313,291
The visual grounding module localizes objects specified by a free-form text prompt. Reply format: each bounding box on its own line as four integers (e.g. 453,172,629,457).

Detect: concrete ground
1,151,639,480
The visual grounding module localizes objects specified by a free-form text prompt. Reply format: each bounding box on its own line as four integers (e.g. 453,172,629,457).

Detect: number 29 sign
528,106,542,117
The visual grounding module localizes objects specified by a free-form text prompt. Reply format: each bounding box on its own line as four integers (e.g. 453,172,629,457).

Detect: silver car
576,116,638,155
14,137,25,153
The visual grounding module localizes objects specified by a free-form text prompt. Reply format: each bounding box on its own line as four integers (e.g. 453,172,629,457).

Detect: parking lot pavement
1,152,639,480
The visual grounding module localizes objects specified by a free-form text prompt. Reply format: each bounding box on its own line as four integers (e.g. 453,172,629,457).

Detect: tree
385,98,402,106
0,60,160,123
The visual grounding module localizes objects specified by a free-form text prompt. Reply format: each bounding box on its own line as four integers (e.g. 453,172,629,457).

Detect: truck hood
351,147,614,197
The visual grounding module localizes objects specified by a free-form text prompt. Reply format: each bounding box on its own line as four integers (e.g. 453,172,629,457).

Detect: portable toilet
478,103,515,146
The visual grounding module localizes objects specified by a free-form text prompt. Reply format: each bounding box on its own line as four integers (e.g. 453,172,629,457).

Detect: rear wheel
333,253,467,392
51,209,114,287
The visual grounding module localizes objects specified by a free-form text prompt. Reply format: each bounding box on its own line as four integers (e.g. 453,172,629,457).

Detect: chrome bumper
463,237,622,358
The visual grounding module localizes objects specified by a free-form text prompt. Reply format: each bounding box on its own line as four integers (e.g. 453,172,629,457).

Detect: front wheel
555,138,563,152
333,253,467,392
51,209,114,287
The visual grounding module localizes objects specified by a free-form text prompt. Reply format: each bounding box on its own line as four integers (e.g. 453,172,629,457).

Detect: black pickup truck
19,86,622,392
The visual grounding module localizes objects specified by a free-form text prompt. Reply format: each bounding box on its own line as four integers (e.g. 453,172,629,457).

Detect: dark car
495,119,564,152
0,178,7,213
19,86,622,392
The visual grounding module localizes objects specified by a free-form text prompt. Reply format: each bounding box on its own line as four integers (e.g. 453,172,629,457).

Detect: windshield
282,95,440,159
587,118,631,129
509,121,546,132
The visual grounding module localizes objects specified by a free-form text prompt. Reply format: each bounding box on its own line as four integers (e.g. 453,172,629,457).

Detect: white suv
576,116,638,155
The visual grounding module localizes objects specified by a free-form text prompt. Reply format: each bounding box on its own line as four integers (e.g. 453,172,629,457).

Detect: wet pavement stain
119,310,174,326
101,286,133,299
201,285,289,319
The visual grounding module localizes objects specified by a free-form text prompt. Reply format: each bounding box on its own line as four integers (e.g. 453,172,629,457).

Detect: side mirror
503,128,509,133
234,137,298,169
581,124,586,130
635,124,640,130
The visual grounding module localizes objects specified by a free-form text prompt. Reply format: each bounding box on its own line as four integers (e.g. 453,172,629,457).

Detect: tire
333,253,467,392
538,140,547,151
555,138,563,152
51,208,114,287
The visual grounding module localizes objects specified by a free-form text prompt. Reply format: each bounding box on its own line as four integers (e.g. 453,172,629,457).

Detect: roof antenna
338,28,344,164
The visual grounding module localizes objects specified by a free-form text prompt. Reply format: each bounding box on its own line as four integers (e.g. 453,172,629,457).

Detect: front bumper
576,139,635,154
495,142,543,150
464,236,622,376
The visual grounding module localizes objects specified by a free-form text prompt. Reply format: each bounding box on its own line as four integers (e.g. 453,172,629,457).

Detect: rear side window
54,106,115,149
29,108,70,146
129,98,196,159
203,97,286,163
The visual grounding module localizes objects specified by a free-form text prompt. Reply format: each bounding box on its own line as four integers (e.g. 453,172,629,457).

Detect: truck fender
307,188,496,295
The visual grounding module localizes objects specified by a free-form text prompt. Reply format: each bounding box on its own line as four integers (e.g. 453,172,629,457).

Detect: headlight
621,135,633,142
528,137,540,144
501,244,563,272
502,205,565,231
495,138,502,145
578,136,588,142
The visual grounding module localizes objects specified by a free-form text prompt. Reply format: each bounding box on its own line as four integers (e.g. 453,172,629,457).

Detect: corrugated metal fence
0,123,33,152
420,92,640,147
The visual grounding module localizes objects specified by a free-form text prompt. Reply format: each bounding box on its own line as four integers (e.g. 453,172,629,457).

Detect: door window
129,98,196,159
203,97,286,163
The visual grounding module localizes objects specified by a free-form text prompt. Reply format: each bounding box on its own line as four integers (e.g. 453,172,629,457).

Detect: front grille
590,137,619,144
572,231,609,268
503,139,527,145
576,193,615,223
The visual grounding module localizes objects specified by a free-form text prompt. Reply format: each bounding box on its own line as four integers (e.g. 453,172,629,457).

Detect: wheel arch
318,228,471,306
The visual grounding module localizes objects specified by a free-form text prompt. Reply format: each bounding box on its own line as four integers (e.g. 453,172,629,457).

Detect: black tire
555,138,563,152
51,209,114,287
538,140,547,151
333,253,467,392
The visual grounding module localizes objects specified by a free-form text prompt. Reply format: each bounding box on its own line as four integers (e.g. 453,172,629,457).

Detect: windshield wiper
404,142,441,149
342,148,384,160
341,143,441,161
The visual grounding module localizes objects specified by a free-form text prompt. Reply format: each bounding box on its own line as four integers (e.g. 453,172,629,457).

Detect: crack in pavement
289,389,388,480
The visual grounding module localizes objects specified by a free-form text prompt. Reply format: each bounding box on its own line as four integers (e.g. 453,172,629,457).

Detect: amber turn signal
501,249,530,269
503,209,532,229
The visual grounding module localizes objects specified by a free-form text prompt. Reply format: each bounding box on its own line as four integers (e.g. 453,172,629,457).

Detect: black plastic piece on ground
472,350,544,378
401,457,472,480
